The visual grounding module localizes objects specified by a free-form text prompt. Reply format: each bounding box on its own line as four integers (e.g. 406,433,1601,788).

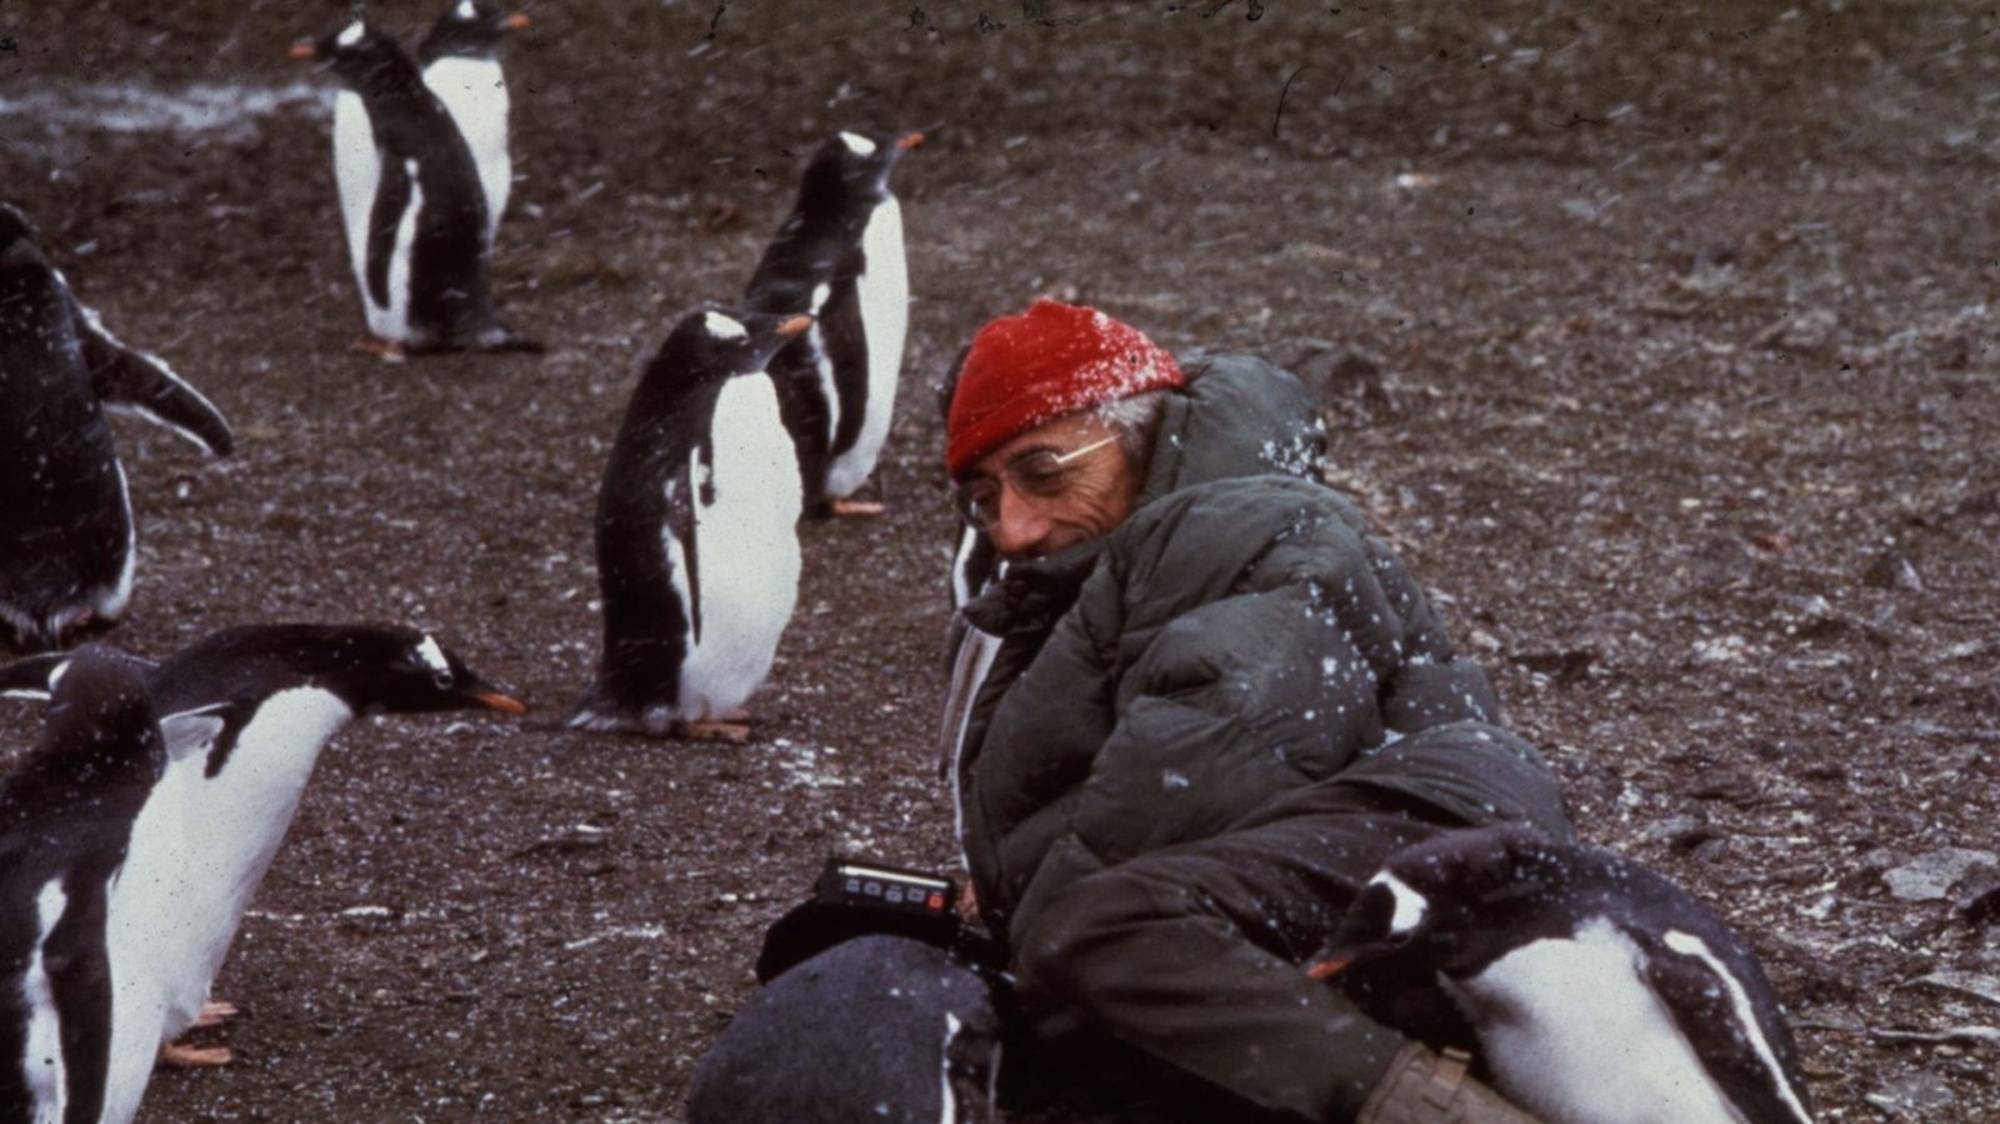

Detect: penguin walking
0,624,525,1115
418,0,530,250
292,18,536,359
1307,823,1816,1124
0,647,166,1124
0,203,234,654
569,309,813,743
745,131,920,518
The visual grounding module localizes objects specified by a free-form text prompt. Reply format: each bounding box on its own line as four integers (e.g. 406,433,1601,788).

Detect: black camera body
816,858,957,918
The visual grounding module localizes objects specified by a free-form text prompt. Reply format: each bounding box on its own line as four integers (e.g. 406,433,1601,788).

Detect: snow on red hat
945,299,1185,478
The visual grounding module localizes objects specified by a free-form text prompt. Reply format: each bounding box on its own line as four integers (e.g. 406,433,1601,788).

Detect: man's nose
986,485,1049,558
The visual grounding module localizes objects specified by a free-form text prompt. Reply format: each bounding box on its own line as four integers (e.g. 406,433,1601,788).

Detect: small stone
1865,1070,1957,1115
1884,849,1999,902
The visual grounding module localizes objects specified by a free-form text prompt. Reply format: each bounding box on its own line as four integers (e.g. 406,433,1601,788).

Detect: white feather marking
21,880,71,1118
839,131,877,156
1663,930,1814,1124
939,1011,963,1124
95,458,136,623
1449,918,1749,1124
703,311,747,341
1372,871,1428,937
413,634,450,674
337,21,365,48
456,0,477,18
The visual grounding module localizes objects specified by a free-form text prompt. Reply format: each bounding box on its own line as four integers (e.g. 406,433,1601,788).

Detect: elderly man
936,300,1572,1123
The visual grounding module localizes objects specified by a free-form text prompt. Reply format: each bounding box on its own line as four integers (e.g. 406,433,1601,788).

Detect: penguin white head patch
703,312,747,341
810,282,832,313
337,20,366,48
1371,871,1429,938
456,0,478,18
413,634,451,677
839,131,878,157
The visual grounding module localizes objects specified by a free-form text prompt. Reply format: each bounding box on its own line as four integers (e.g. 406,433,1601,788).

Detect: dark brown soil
3,2,1997,1120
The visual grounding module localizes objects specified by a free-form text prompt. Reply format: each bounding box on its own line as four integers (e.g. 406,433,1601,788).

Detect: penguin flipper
669,447,703,646
0,650,160,702
366,153,414,311
818,273,871,459
1640,930,1816,1124
78,306,234,456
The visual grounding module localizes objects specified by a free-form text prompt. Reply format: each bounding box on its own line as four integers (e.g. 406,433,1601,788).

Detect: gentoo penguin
688,935,1003,1124
0,623,525,1115
0,647,165,1124
0,203,234,654
291,18,536,359
417,0,530,250
569,309,813,743
745,130,920,517
1307,823,1816,1124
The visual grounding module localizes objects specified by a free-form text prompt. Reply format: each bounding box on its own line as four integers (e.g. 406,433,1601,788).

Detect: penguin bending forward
0,648,165,1124
0,624,525,1114
418,0,530,251
745,131,919,518
1308,823,1816,1124
0,203,234,654
292,18,536,358
569,310,813,743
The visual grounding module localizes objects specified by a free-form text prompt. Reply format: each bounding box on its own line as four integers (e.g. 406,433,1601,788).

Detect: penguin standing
569,309,813,742
745,131,920,517
417,0,530,250
0,624,525,1119
292,18,536,358
0,203,234,654
0,648,165,1124
1307,823,1817,1124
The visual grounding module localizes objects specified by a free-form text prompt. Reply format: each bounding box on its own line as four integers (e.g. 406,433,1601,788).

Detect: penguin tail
565,686,680,738
474,325,545,355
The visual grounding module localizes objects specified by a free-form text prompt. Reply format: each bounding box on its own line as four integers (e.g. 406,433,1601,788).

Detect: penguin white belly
677,376,801,718
21,879,73,1121
1446,918,1748,1124
363,164,423,343
421,56,511,246
331,92,380,316
823,197,907,499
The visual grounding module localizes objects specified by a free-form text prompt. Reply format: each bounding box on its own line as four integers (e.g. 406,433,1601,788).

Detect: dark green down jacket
953,353,1500,948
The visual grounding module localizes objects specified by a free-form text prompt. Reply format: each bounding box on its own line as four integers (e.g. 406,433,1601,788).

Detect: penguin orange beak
777,314,813,338
1304,953,1354,981
502,12,532,30
287,40,318,60
898,132,925,151
475,691,529,715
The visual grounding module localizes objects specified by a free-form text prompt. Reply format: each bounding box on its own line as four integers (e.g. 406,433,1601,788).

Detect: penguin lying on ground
1307,823,1816,1124
568,309,813,743
0,624,525,1113
0,203,234,654
0,648,165,1124
292,18,538,360
418,0,530,250
745,131,920,518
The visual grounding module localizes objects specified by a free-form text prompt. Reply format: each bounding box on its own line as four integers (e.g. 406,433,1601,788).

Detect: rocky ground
2,2,1997,1120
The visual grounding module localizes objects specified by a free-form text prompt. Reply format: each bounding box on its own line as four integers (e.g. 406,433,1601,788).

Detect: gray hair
1090,388,1172,474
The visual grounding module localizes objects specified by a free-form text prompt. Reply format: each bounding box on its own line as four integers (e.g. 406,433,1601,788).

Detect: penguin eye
432,669,454,690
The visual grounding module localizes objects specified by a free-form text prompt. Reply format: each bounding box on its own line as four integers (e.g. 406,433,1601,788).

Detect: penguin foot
159,1041,233,1068
677,719,752,744
828,498,887,518
192,1000,241,1029
352,338,407,364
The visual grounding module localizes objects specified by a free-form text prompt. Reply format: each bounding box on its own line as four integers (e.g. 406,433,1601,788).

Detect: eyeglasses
953,434,1120,530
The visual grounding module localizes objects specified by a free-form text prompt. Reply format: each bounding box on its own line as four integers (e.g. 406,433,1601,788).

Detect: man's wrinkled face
955,410,1141,561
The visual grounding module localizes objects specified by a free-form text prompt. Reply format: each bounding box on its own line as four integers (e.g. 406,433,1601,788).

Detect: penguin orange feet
351,337,407,364
192,1000,240,1029
677,718,752,744
159,1041,232,1068
827,498,887,518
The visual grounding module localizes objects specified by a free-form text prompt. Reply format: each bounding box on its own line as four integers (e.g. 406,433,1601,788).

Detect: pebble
1865,1070,1956,1115
1883,848,1998,902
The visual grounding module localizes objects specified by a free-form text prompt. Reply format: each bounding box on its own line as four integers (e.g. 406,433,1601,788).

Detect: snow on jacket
948,352,1501,947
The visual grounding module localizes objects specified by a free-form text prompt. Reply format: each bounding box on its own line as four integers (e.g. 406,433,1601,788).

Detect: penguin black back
0,648,164,1124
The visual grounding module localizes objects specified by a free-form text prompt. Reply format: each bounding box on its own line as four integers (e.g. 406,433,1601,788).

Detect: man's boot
1355,1043,1542,1124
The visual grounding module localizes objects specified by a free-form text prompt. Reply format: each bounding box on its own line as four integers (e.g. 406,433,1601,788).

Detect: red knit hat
945,300,1185,478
